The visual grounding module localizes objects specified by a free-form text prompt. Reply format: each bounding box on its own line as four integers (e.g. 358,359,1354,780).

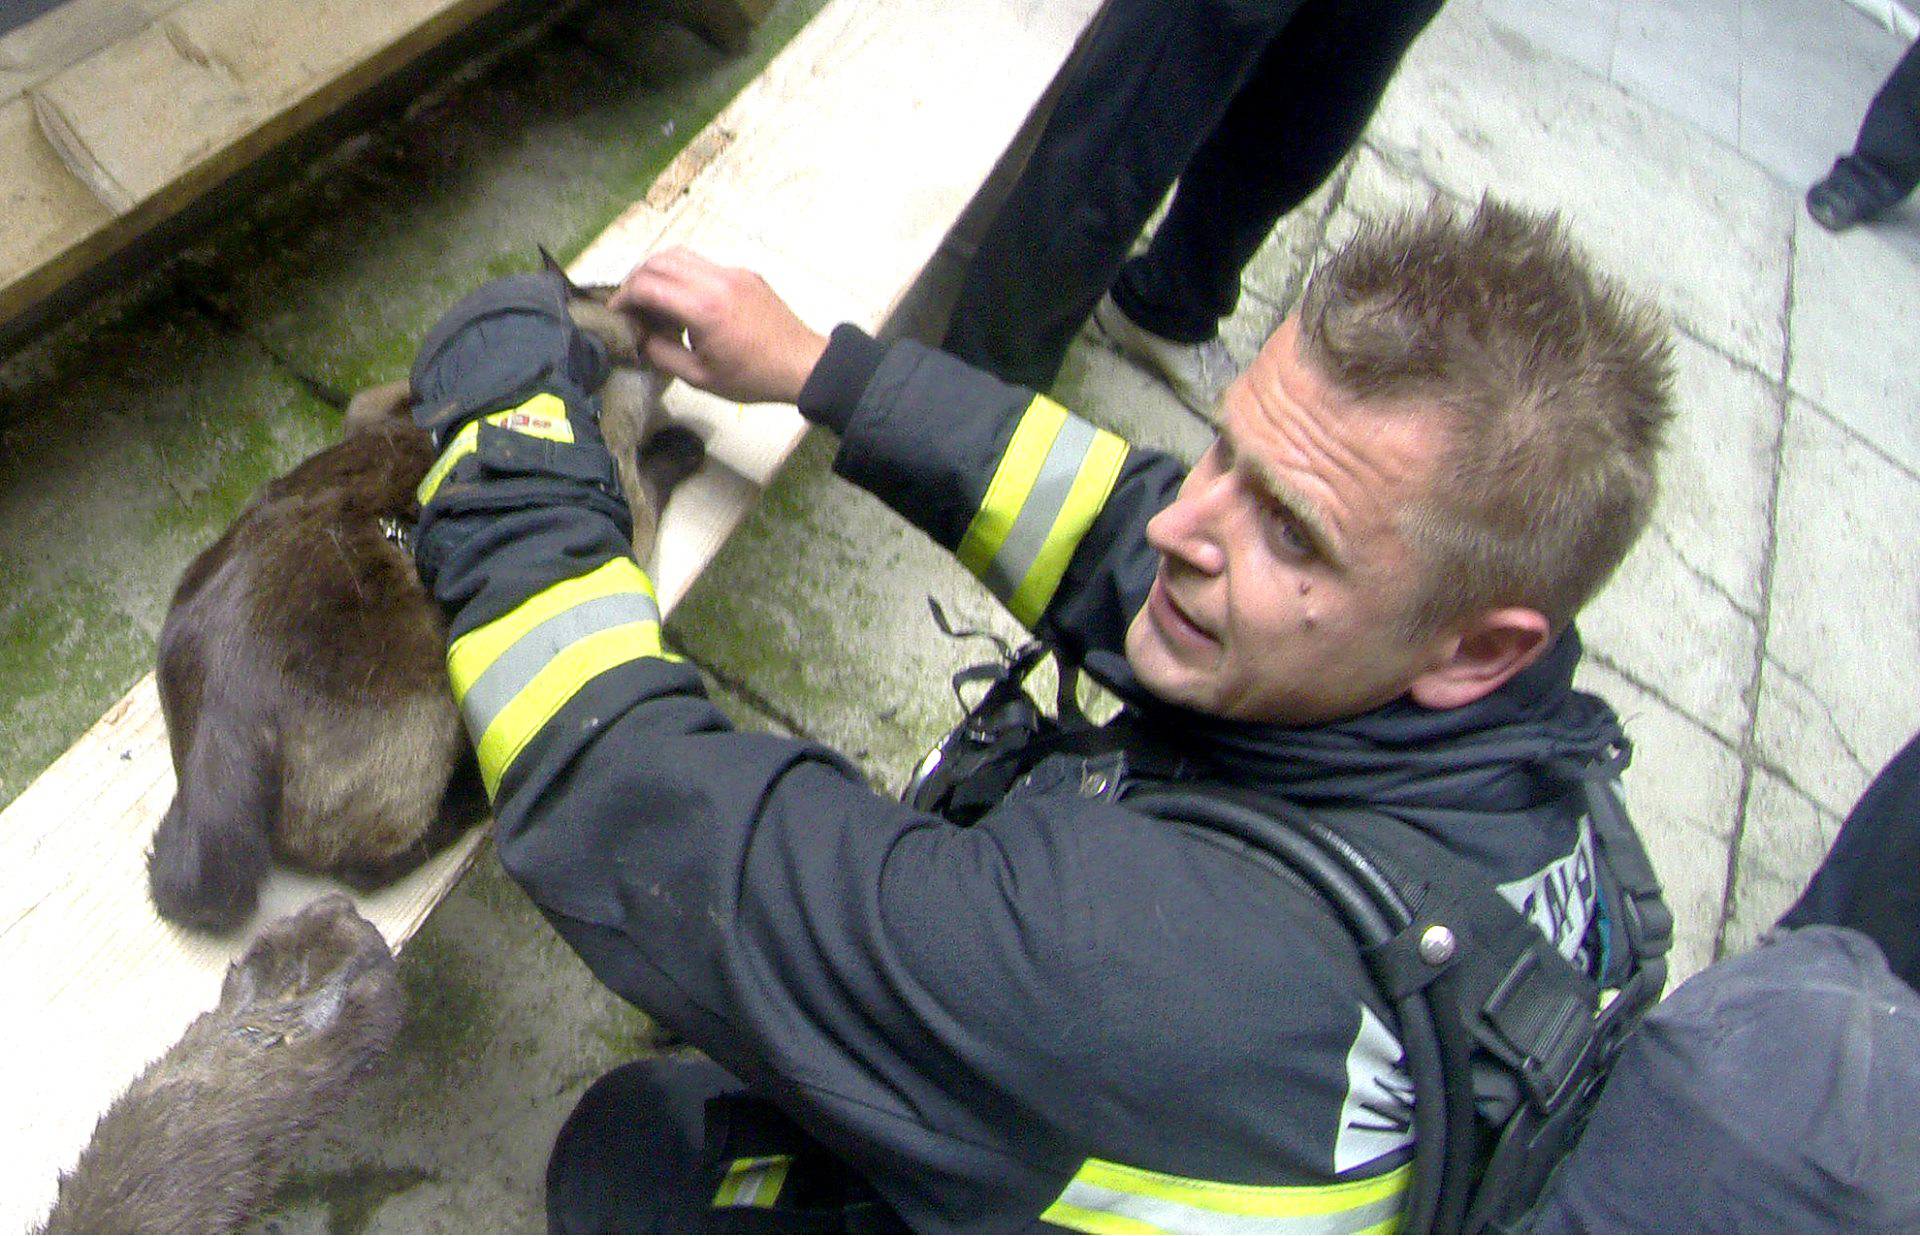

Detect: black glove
410,269,623,507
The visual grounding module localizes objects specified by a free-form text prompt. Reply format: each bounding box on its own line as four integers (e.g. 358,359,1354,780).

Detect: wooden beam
0,0,1100,1228
0,0,534,338
0,0,190,106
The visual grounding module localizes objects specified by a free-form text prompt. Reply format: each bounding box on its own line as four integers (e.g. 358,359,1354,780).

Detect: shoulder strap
1124,769,1670,1234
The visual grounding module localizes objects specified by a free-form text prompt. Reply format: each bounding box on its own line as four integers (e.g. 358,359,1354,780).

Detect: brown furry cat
148,272,704,931
39,894,405,1234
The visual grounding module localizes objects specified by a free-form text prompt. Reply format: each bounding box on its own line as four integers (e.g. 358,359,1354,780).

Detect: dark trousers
1780,729,1920,990
1845,38,1920,194
942,0,1445,390
546,1056,903,1233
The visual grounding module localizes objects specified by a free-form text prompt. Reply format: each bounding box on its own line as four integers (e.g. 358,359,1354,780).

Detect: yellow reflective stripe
1042,1159,1410,1235
470,621,661,797
955,396,1129,627
712,1155,792,1209
416,393,577,506
418,420,480,506
449,558,653,689
446,558,674,798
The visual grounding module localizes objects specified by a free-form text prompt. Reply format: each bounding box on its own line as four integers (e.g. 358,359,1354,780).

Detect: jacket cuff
797,324,888,434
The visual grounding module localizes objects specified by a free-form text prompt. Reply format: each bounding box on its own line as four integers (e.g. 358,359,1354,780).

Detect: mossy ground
0,0,825,816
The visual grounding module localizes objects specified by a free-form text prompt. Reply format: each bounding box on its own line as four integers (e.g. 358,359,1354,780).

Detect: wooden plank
0,0,1101,1228
0,0,519,338
0,94,112,284
0,0,189,104
31,0,513,213
0,0,784,340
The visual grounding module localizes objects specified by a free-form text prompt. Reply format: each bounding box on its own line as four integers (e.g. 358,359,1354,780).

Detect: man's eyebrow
1224,426,1344,568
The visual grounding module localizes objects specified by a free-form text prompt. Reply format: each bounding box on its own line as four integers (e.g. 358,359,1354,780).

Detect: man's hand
610,248,828,405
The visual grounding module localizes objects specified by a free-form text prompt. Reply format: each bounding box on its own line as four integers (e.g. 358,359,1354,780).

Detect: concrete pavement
1,0,1915,1228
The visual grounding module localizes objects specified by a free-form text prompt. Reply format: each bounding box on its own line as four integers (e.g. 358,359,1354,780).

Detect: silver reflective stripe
1052,1180,1405,1235
458,591,661,739
727,1164,776,1206
981,414,1098,601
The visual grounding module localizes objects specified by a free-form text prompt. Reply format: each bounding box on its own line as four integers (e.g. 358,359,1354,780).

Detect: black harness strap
904,627,1672,1232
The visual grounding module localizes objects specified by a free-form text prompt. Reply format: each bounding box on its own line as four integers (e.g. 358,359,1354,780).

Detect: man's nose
1146,480,1229,577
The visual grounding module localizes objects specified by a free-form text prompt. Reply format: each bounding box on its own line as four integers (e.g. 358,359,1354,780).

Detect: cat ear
537,246,585,297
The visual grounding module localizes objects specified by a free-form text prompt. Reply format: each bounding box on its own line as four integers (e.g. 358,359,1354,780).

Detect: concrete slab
1738,0,1910,190
1478,0,1619,78
1754,399,1920,817
1369,2,1796,375
1580,521,1760,744
1572,660,1740,982
1611,0,1743,149
1717,767,1844,957
666,429,1020,796
1649,331,1782,619
1788,206,1920,473
1334,144,1444,229
1054,334,1217,463
1238,163,1345,315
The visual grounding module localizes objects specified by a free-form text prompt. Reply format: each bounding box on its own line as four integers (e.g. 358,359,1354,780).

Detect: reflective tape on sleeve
955,396,1129,627
418,420,481,506
417,392,577,506
1041,1158,1410,1235
712,1155,793,1209
446,557,675,797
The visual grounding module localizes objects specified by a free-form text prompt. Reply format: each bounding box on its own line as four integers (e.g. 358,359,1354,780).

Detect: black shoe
1806,158,1908,232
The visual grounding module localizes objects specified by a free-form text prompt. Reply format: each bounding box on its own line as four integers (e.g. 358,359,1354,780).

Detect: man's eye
1264,504,1313,558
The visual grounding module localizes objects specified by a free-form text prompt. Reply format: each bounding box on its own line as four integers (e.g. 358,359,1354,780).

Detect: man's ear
1407,607,1553,710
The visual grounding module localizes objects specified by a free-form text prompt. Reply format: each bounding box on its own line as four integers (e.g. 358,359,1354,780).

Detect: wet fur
149,277,704,931
39,895,405,1234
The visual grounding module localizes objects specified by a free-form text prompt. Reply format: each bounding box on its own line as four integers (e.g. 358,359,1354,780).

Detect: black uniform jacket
412,300,1630,1233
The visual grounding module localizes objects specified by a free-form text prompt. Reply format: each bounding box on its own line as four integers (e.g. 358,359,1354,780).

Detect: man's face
1124,317,1454,726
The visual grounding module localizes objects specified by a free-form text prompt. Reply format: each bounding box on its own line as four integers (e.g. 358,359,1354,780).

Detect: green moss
0,584,153,811
590,1004,670,1063
202,0,830,400
272,1163,433,1234
391,923,488,1065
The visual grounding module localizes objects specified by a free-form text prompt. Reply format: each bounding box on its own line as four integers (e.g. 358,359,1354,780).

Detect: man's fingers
608,267,683,319
609,249,724,318
641,331,705,386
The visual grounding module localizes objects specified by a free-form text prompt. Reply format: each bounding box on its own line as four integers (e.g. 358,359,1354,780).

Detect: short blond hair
1298,198,1675,631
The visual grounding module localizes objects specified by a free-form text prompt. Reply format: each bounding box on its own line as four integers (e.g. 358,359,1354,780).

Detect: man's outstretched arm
616,249,1186,683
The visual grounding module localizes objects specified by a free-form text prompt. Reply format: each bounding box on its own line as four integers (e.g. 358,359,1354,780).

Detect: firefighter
406,199,1674,1232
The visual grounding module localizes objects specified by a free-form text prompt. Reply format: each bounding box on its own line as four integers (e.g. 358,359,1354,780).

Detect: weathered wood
0,0,523,338
0,0,188,104
0,0,1100,1228
31,0,513,213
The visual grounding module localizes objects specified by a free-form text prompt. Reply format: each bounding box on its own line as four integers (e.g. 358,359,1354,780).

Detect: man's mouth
1147,573,1218,653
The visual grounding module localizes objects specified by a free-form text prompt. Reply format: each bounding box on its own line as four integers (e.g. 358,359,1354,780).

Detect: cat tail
148,713,280,932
